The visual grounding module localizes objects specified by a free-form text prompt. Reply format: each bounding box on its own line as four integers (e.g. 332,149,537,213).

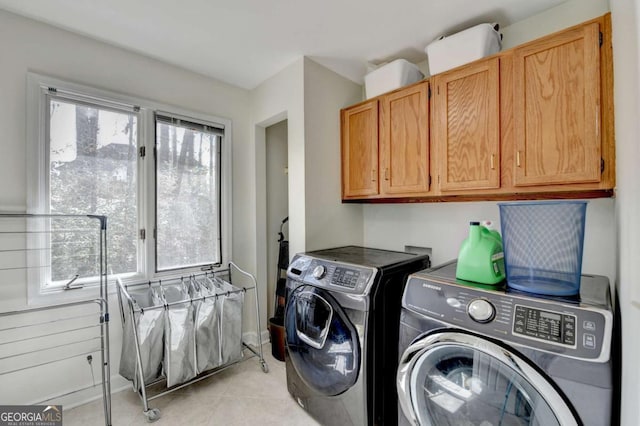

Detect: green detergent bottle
456,221,506,285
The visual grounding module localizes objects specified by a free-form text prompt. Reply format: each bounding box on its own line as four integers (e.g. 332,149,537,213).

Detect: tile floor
64,346,320,425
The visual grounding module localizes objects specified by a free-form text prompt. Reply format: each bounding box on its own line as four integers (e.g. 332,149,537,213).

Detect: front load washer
284,246,430,426
397,260,614,426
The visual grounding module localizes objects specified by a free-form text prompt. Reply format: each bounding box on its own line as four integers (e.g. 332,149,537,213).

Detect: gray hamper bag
192,277,222,373
213,277,244,364
119,287,165,390
162,282,197,387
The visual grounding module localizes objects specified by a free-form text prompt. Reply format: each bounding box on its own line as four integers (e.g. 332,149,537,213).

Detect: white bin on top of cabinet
426,23,502,75
364,59,424,99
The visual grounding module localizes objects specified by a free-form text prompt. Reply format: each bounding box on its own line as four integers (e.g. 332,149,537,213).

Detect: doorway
266,120,288,318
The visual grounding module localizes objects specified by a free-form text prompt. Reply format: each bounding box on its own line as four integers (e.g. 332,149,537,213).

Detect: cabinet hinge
139,146,146,158
428,175,432,187
601,158,605,174
599,31,603,47
139,229,146,240
48,87,57,94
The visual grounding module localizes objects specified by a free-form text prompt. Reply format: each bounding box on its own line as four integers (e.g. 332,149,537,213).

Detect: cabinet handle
371,169,377,182
384,168,390,181
490,154,495,170
516,151,522,167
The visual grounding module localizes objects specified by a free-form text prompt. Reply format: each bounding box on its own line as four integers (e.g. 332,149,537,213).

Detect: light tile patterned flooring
64,346,320,426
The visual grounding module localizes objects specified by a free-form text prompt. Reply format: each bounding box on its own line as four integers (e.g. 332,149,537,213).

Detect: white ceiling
0,0,568,89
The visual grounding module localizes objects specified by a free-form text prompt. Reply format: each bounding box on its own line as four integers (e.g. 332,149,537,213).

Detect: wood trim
342,189,614,204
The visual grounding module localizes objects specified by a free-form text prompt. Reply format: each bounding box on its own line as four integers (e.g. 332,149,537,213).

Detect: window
27,73,231,301
155,114,222,271
48,93,139,278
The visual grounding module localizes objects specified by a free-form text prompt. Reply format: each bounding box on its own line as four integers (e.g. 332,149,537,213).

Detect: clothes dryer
397,260,614,426
285,246,430,425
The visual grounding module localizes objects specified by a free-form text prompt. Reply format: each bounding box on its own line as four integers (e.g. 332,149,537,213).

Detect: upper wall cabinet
341,13,614,202
341,99,379,198
379,82,430,195
512,22,602,187
341,81,431,199
433,57,500,192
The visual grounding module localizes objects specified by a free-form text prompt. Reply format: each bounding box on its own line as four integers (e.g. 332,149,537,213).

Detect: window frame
153,112,224,273
26,72,233,305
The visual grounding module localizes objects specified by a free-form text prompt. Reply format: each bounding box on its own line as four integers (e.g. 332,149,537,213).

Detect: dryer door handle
294,291,334,350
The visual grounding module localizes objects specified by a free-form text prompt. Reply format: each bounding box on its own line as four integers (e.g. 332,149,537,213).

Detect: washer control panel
513,305,576,346
403,272,613,362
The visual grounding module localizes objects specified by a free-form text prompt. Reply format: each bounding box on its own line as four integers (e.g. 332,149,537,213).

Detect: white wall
250,58,365,331
364,199,616,281
501,0,609,49
0,8,253,407
303,58,364,251
610,0,640,424
266,120,289,318
250,58,305,334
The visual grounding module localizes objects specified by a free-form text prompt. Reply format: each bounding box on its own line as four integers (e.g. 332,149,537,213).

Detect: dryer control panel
286,255,377,296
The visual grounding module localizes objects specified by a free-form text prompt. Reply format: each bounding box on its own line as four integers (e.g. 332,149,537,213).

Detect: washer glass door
285,284,360,396
397,332,578,426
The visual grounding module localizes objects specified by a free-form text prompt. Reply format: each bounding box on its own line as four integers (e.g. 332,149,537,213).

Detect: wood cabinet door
513,22,601,186
341,100,379,198
379,82,430,195
433,58,500,192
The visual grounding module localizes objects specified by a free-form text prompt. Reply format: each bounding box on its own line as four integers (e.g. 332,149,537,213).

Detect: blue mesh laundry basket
498,201,587,296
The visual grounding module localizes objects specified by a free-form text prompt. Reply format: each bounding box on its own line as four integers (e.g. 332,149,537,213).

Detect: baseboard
54,375,130,411
52,332,270,411
242,329,270,347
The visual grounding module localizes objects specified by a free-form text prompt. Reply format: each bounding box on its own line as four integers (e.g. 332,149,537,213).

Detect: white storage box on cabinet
426,23,502,75
364,59,424,99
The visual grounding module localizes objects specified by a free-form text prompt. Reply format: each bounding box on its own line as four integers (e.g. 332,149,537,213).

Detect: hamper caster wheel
144,408,161,423
261,360,269,373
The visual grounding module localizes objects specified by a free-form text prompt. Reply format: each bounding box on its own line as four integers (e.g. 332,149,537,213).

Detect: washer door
285,284,360,396
397,331,578,426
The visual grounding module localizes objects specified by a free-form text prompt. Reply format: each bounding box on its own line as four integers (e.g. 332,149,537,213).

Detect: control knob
312,265,326,279
467,298,495,323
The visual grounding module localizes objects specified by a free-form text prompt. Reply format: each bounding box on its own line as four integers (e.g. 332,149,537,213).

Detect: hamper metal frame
116,261,267,422
0,213,111,426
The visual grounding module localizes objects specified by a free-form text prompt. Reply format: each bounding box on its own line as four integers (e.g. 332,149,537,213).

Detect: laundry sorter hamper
116,261,267,422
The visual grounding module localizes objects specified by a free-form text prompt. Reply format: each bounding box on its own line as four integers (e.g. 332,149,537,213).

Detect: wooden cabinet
341,81,430,199
433,57,500,192
341,99,379,198
379,82,430,195
340,13,614,202
512,22,602,187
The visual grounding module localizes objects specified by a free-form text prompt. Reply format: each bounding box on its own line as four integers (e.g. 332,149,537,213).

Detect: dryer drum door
397,331,579,426
285,284,360,396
